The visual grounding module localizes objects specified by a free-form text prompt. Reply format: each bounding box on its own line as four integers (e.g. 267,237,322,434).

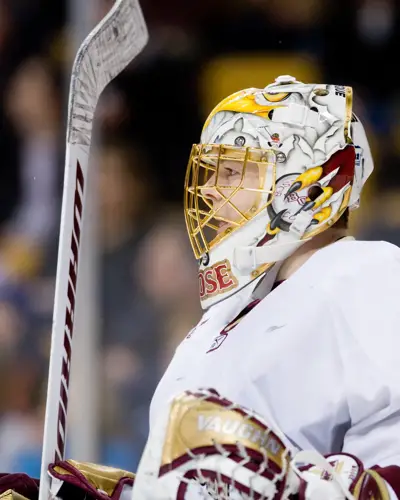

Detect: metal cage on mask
184,144,277,260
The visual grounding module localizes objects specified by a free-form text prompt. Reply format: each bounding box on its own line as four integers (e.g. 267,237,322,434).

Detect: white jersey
150,238,400,470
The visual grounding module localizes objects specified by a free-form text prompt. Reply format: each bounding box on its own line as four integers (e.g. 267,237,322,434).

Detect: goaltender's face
201,159,261,234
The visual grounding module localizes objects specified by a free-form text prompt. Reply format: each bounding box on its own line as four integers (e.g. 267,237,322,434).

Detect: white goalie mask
184,75,373,309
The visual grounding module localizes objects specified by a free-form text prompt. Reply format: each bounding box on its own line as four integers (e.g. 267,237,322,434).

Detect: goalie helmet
184,75,373,309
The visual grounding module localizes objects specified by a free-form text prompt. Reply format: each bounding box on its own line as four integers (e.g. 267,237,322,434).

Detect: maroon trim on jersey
371,465,400,497
221,278,285,335
221,299,261,335
216,278,286,338
206,299,261,353
271,279,285,291
207,279,285,353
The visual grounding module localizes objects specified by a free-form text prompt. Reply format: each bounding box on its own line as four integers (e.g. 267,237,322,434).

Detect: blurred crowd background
0,0,400,477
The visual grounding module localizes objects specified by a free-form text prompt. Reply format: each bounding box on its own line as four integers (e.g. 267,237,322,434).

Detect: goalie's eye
223,167,239,177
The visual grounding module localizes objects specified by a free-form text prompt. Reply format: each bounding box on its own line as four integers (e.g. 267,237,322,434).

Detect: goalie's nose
201,173,222,206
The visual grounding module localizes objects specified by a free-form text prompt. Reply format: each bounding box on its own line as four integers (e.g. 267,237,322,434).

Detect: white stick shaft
67,0,100,464
40,143,89,499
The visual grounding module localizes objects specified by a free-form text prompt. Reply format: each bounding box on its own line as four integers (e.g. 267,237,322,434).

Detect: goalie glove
132,388,296,499
0,491,34,500
48,460,134,500
0,473,39,500
0,462,134,500
291,451,390,500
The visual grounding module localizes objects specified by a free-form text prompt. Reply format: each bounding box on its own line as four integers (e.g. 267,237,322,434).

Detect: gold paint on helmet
203,89,284,130
262,91,289,102
306,186,352,239
312,206,332,224
251,262,274,279
344,86,353,144
266,222,281,235
309,186,334,209
292,166,323,190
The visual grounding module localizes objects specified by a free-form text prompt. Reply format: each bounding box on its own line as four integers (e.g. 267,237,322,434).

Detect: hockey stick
39,2,148,499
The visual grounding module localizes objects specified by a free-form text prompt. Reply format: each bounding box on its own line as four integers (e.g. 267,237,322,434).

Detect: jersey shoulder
302,239,400,366
302,238,400,295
